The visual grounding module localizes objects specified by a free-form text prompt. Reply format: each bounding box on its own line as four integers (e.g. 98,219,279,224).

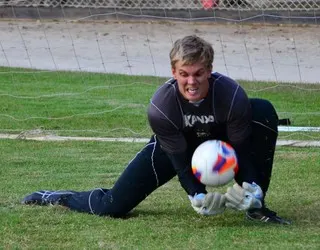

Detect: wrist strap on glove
189,192,226,216
225,182,263,211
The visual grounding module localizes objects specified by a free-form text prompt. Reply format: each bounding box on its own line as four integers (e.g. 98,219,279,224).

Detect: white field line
1,133,320,147
278,126,320,132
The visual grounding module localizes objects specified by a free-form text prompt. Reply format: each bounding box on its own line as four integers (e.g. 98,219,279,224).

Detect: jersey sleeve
148,100,186,154
225,85,259,184
226,85,252,144
147,86,207,196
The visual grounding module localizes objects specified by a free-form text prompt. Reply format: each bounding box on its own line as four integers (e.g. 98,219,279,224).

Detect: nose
187,76,196,84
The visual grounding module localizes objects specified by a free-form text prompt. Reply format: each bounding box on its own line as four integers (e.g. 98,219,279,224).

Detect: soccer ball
191,140,238,187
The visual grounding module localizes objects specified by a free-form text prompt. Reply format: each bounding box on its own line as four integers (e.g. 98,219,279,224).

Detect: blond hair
169,35,214,69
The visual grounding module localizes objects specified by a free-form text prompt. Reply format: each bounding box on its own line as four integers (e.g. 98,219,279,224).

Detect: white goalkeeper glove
225,182,263,211
188,192,226,216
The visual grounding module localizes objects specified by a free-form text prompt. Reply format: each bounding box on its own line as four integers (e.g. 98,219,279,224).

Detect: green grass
0,139,319,249
0,67,162,137
0,67,319,140
0,67,320,249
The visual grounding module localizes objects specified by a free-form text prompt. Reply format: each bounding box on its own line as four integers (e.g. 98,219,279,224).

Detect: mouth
187,87,199,95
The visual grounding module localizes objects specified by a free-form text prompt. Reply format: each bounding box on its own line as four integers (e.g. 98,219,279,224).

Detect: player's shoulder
212,72,240,88
211,72,246,96
148,78,182,129
150,78,179,110
151,77,177,102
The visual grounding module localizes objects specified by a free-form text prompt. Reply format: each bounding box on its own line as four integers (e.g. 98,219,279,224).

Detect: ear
171,67,177,79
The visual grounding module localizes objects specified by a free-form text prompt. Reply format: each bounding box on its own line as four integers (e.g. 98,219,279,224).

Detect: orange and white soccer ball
192,140,238,187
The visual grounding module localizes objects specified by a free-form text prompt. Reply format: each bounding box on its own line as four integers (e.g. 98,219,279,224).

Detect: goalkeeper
23,35,291,224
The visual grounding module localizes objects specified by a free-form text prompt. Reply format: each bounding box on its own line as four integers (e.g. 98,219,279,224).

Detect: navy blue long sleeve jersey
148,72,257,196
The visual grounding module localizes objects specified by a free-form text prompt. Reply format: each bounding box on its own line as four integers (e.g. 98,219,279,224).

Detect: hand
188,192,226,216
225,182,263,211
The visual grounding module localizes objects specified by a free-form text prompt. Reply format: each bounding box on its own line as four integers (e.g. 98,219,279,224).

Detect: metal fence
1,0,320,10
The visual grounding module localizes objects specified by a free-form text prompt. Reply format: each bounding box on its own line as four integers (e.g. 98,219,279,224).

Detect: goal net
0,0,319,143
1,0,320,10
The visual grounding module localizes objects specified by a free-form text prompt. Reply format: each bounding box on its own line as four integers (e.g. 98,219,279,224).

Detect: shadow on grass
6,200,318,228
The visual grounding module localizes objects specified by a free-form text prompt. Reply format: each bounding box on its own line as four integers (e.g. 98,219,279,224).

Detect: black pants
59,98,278,217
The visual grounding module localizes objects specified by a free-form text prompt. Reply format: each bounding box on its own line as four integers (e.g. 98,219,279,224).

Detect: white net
1,0,320,10
0,1,319,142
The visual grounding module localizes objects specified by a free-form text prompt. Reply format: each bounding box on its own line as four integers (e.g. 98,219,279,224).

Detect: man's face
172,60,212,102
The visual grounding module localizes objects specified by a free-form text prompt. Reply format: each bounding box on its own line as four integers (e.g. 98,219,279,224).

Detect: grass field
0,67,320,249
0,67,319,139
0,140,319,249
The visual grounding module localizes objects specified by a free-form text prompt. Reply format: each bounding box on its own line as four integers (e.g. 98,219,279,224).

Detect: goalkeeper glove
188,192,226,216
225,182,263,211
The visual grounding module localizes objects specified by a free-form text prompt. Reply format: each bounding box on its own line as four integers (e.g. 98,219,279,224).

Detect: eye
180,72,188,77
195,71,204,77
